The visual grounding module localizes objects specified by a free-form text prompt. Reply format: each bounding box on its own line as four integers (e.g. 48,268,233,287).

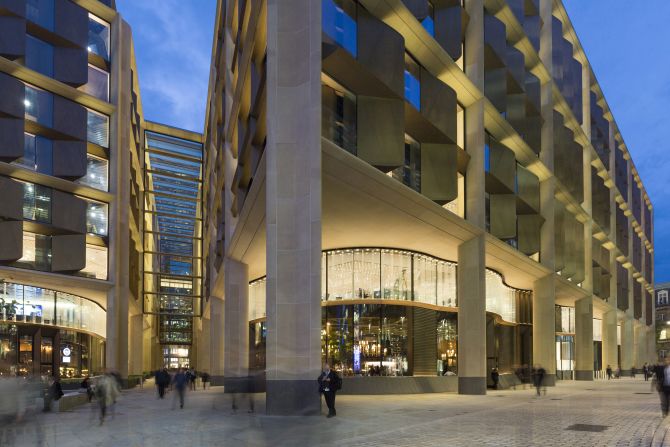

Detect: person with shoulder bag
317,363,341,418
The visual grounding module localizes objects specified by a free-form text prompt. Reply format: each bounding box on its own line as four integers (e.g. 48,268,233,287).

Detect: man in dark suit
318,363,341,418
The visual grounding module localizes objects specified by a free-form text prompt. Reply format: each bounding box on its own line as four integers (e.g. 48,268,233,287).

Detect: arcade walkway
3,378,667,446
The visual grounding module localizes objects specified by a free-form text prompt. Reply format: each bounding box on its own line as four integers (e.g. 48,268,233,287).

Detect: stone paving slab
1,378,666,447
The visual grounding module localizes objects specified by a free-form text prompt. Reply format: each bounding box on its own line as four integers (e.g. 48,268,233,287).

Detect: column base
210,375,225,386
543,374,556,387
266,380,321,416
574,370,593,381
458,377,486,395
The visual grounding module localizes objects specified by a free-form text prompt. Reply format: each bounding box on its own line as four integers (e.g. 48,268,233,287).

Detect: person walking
201,372,210,390
81,376,94,402
631,366,636,379
155,368,170,399
172,368,188,409
189,369,197,391
533,365,546,396
317,363,341,418
606,364,612,380
657,358,670,417
643,363,649,381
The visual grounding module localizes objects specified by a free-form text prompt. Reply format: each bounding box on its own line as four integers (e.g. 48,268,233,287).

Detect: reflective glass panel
87,110,109,148
25,35,54,76
24,85,53,127
15,133,52,175
79,244,107,280
380,250,411,300
88,15,110,60
322,0,357,56
26,0,54,31
85,200,108,236
77,154,108,191
80,64,109,101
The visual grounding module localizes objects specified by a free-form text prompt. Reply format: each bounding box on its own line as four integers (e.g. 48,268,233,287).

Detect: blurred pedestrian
189,369,197,391
606,364,612,380
318,363,341,418
172,368,188,409
643,363,649,381
656,358,670,417
202,372,210,390
81,376,94,402
631,366,636,379
155,368,170,399
96,372,120,425
533,365,546,396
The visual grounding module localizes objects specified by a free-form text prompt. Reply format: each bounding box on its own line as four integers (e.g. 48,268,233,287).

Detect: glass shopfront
249,248,530,378
0,282,106,377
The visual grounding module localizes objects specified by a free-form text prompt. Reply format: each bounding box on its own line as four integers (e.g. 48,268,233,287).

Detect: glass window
437,312,458,375
436,261,457,307
88,15,110,60
381,306,409,376
77,154,109,191
18,334,33,376
392,136,421,193
85,199,108,236
381,250,411,300
485,270,516,323
56,293,81,329
353,249,380,299
354,304,382,375
16,133,53,175
22,182,51,223
26,0,54,31
87,109,109,148
327,250,354,300
321,75,357,155
17,232,51,271
413,254,437,305
404,53,421,109
80,64,109,102
659,290,669,306
78,244,108,280
25,35,54,76
0,324,18,375
24,85,53,127
249,278,266,320
322,0,357,57
22,286,54,325
324,305,353,375
555,305,575,333
421,2,435,36
593,318,602,342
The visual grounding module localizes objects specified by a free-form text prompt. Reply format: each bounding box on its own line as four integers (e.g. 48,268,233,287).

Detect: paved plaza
3,378,670,447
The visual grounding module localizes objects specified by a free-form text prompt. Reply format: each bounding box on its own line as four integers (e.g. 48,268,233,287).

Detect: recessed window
17,232,51,271
87,109,109,148
77,154,109,191
84,199,108,236
24,84,53,127
659,290,669,306
80,64,109,102
22,182,51,223
88,14,110,60
80,244,108,280
16,133,53,175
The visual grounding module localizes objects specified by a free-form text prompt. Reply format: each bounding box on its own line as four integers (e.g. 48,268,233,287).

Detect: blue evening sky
117,0,670,283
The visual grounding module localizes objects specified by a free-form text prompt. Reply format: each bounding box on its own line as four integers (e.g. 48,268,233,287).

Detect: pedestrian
45,377,64,412
95,373,120,425
657,358,670,417
155,368,169,399
189,369,197,391
172,368,188,409
201,372,210,390
491,367,500,390
533,365,546,396
631,366,636,379
643,363,649,381
606,364,612,380
317,363,341,418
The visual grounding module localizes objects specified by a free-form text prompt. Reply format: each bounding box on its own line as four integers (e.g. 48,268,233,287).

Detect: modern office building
655,283,670,361
0,0,204,381
0,0,656,415
202,0,655,414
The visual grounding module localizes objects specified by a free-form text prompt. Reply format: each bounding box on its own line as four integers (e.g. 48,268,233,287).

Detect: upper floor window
659,290,669,306
322,74,357,155
77,154,109,191
17,232,51,271
87,109,109,148
404,53,421,110
80,64,110,102
322,0,357,57
88,14,110,61
22,182,51,223
84,199,108,236
24,85,53,127
25,35,54,77
391,135,421,193
26,0,54,31
16,133,53,175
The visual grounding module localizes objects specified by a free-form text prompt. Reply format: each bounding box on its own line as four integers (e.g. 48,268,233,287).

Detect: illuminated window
80,244,108,280
77,154,108,191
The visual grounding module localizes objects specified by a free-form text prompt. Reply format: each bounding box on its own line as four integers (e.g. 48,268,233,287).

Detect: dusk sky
117,0,670,283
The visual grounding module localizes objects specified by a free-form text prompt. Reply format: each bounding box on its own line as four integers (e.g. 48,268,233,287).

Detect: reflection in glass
80,64,109,101
16,133,53,175
87,109,109,148
24,85,53,127
381,306,409,376
437,312,457,375
79,244,108,280
77,154,109,191
322,0,357,56
404,53,421,109
324,305,353,375
392,136,421,193
26,0,54,30
85,199,108,236
381,250,411,300
88,15,110,60
22,182,51,223
354,304,381,375
17,232,51,271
